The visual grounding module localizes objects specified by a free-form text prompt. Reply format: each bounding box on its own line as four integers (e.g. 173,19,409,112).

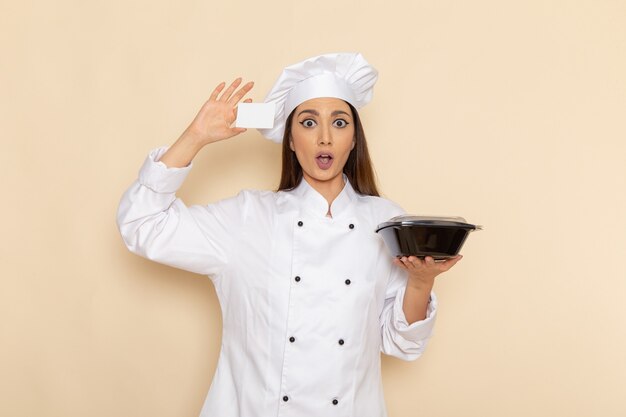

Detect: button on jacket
117,147,438,417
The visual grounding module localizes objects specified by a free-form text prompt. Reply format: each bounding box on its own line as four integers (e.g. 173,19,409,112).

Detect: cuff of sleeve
392,286,438,341
138,147,193,193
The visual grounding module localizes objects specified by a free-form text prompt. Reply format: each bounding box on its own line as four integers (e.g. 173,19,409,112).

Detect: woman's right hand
185,78,255,145
159,78,254,168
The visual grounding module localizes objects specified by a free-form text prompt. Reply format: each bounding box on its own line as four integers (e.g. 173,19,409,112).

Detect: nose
317,123,333,145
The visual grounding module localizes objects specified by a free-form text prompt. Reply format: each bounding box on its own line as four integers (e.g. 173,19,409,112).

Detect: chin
308,170,341,183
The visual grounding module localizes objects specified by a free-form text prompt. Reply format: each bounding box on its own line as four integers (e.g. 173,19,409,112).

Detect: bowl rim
375,218,481,233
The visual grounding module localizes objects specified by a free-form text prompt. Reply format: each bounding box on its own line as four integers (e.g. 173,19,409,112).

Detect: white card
235,102,275,129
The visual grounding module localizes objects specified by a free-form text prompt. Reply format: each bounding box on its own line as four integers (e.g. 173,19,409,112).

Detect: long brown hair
277,102,380,196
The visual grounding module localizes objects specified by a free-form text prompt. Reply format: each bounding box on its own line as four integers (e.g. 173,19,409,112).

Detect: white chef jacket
117,147,438,417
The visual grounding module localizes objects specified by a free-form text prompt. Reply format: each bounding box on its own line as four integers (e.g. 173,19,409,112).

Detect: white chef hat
258,52,378,143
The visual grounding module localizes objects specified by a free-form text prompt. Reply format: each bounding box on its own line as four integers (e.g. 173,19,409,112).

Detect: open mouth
315,152,334,169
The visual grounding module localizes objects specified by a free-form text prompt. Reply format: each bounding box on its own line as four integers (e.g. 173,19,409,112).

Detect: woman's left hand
393,255,462,290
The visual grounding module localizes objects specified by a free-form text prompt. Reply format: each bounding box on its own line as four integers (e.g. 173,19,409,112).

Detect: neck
302,173,345,208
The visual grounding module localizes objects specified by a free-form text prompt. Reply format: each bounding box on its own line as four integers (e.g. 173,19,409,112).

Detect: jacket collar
288,174,357,218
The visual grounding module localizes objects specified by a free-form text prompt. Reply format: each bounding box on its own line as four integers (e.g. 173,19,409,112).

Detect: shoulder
229,188,285,217
353,193,406,224
236,188,277,202
191,188,278,217
227,188,278,209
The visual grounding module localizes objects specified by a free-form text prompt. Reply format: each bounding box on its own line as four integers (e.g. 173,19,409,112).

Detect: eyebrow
297,109,352,118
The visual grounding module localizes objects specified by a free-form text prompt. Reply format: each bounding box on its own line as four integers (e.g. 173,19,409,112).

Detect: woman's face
289,97,355,191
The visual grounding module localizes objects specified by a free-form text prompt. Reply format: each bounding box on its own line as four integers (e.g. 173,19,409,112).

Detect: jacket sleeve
116,147,245,277
379,262,438,361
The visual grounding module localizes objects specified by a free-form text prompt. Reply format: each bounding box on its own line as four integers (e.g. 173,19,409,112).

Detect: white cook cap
258,52,378,143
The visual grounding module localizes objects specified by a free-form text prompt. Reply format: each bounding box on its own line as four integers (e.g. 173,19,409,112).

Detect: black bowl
375,216,482,260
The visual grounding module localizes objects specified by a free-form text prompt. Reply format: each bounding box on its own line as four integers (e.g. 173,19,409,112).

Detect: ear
350,139,355,151
289,136,295,152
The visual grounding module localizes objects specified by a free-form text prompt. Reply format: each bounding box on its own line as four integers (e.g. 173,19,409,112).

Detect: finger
209,82,226,101
219,77,243,102
400,256,416,269
228,81,254,105
230,127,247,135
424,256,436,267
440,255,462,271
407,256,424,268
233,98,254,120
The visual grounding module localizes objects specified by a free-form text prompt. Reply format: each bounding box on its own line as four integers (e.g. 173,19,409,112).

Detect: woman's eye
333,119,349,128
300,119,317,128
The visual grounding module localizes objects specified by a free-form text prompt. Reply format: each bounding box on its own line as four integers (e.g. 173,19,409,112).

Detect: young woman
117,53,461,417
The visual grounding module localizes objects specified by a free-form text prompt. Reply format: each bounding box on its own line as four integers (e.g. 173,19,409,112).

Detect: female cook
117,52,461,417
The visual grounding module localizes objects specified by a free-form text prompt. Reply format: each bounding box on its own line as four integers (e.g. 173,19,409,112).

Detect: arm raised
159,78,254,168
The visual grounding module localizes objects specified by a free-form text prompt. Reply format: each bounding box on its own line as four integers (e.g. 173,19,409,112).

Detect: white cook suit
116,147,438,417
